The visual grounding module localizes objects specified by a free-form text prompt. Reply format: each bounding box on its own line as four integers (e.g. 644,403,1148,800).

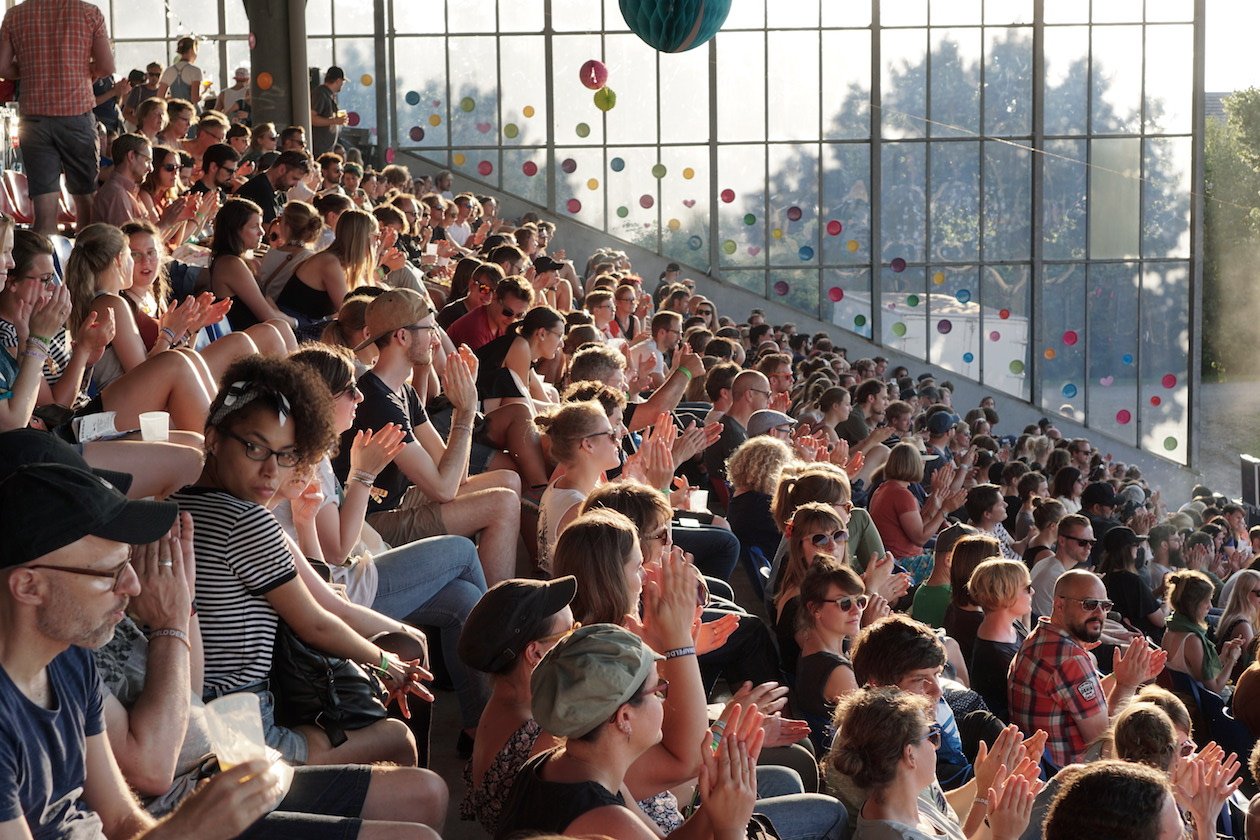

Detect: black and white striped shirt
171,486,297,695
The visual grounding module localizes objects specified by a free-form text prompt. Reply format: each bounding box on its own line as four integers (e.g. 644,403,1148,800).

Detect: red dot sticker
477,160,493,176
566,198,581,213
522,161,538,176
786,206,802,221
408,126,425,141
1062,330,1078,346
1161,374,1177,388
1116,409,1132,424
1150,396,1162,407
639,194,654,209
346,112,361,127
998,309,1010,320
720,189,735,203
827,287,844,302
826,220,842,236
561,158,577,173
890,257,906,272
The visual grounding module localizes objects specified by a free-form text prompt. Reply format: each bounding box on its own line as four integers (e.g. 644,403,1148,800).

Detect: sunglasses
160,163,179,172
1063,535,1096,547
584,428,620,444
501,307,526,319
1179,738,1197,758
537,620,581,645
1060,596,1114,613
335,381,362,400
826,594,869,612
920,723,943,748
809,530,848,547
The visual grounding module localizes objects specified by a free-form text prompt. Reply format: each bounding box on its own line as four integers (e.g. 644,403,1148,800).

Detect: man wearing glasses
1029,514,1095,617
702,370,771,513
1008,568,1166,768
446,274,534,352
188,143,241,201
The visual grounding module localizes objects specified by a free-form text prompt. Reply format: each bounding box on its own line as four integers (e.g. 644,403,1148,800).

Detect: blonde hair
1218,569,1260,638
726,436,796,496
326,208,379,290
883,442,925,483
65,223,127,332
967,558,1030,611
533,401,608,464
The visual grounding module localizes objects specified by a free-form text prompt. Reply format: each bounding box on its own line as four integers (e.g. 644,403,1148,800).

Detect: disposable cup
689,489,709,513
205,693,267,770
138,411,170,442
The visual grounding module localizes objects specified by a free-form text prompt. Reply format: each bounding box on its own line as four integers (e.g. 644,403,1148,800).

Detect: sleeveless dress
494,749,625,840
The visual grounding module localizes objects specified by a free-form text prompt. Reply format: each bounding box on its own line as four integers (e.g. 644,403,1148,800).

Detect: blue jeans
370,535,489,730
755,793,848,840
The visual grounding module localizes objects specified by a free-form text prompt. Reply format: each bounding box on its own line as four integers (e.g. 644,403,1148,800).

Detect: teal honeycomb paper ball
619,0,733,53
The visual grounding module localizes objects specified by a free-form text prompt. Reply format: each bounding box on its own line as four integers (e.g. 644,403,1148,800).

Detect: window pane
1091,26,1143,134
930,28,981,138
394,0,446,34
448,36,498,148
551,35,604,146
555,147,606,229
448,0,495,32
983,140,1031,260
930,0,981,26
1086,262,1141,447
500,0,544,31
333,0,376,35
822,2,872,28
1043,26,1089,135
768,30,820,141
502,149,546,205
930,141,979,262
1044,0,1089,23
768,143,820,268
881,29,928,138
717,32,765,142
169,0,217,38
771,268,820,319
883,266,928,360
394,36,448,148
1143,137,1192,259
1144,25,1193,134
1039,263,1086,422
451,147,499,187
821,143,871,265
604,34,658,146
1093,0,1142,23
723,1,766,29
825,268,873,339
984,28,1032,136
823,30,871,140
929,266,980,376
601,0,629,31
1140,261,1190,464
659,146,710,270
551,0,601,31
882,0,928,27
1089,138,1141,260
1043,138,1087,260
984,0,1032,25
498,37,547,147
332,39,377,135
114,0,165,38
722,270,767,299
1146,0,1194,22
882,142,927,262
717,145,767,268
605,147,660,249
981,264,1031,400
659,48,710,144
307,0,332,36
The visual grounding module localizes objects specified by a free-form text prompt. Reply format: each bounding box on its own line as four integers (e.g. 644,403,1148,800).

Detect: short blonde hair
726,436,796,495
967,558,1029,611
883,442,925,483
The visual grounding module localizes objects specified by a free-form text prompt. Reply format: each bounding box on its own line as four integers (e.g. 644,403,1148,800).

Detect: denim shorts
18,112,99,196
257,688,310,765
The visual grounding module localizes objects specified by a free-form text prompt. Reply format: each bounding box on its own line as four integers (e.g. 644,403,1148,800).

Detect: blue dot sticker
404,91,421,106
798,246,815,261
955,289,972,304
610,157,625,172
687,236,703,250
1122,354,1134,365
1062,383,1078,399
962,352,975,364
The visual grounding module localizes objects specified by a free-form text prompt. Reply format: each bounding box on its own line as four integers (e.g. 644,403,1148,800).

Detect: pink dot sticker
639,194,654,209
826,220,842,236
1150,396,1162,407
384,147,396,164
566,198,581,213
522,161,538,176
346,112,361,127
1062,330,1078,346
786,206,802,221
720,189,735,203
989,331,1001,341
1116,409,1132,424
1161,374,1177,388
773,280,789,296
827,287,844,302
477,160,493,176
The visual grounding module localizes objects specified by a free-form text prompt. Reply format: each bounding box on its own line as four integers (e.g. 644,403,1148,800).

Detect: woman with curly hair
172,355,431,767
726,436,799,575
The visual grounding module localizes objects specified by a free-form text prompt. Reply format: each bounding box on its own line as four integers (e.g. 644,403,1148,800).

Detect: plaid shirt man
1008,617,1106,768
0,0,107,116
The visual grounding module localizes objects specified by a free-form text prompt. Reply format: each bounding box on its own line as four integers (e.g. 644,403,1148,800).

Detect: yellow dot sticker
846,239,859,253
667,218,681,231
522,105,535,118
587,178,600,190
360,74,373,86
428,114,442,126
682,167,695,180
453,153,466,165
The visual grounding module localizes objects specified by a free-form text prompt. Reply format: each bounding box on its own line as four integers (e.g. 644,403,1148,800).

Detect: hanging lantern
619,0,733,53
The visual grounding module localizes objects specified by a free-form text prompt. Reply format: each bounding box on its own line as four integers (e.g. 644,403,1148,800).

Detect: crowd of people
6,4,1260,840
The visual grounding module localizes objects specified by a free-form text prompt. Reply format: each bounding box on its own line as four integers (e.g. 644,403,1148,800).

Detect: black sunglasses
1064,535,1096,547
161,163,179,172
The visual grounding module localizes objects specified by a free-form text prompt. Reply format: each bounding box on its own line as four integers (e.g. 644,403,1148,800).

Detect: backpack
168,62,195,101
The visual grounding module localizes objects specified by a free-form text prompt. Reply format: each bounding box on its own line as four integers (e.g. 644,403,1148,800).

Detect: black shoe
457,730,475,759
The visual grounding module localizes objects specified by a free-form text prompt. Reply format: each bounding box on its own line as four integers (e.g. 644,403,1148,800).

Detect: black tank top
276,275,335,322
494,749,625,840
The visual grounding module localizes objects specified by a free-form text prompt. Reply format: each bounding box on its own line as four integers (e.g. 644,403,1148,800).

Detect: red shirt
0,0,107,116
869,481,926,558
1008,618,1106,767
446,304,501,351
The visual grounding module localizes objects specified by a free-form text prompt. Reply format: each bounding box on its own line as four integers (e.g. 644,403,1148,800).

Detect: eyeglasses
808,530,848,547
27,557,131,591
220,166,238,175
403,324,436,334
748,388,771,397
919,723,943,748
584,428,620,444
636,679,670,702
826,594,869,613
147,71,161,78
222,428,300,467
1063,535,1096,547
616,296,635,303
537,620,581,645
335,381,361,400
1060,596,1114,613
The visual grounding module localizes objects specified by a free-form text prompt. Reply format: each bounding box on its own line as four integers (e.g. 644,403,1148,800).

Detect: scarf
1166,612,1222,682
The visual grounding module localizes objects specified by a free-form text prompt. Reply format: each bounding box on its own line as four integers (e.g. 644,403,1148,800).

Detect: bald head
1052,568,1108,644
732,370,769,401
1054,568,1105,600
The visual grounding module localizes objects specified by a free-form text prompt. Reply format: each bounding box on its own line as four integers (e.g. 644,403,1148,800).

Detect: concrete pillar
241,0,310,137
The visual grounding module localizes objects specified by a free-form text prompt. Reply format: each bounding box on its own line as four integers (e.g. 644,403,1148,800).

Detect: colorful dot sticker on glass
384,147,396,163
452,153,466,165
587,178,600,190
1150,396,1162,407
773,281,789,296
575,122,590,138
504,124,519,139
360,74,373,86
955,289,971,304
743,213,756,226
682,167,695,180
1161,374,1177,388
593,87,617,111
405,91,420,106
962,352,975,363
1062,330,1078,346
475,121,492,134
667,218,680,231
890,257,906,272
891,322,907,337
855,314,868,327
932,271,945,285
257,72,273,90
579,59,609,90
566,198,582,213
651,163,667,179
999,309,1010,320
989,331,1001,341
477,160,493,176
1009,360,1025,375
639,194,654,209
722,240,737,254
828,287,844,302
827,220,843,236
560,158,577,173
720,189,735,203
608,158,625,173
1062,383,1078,399
846,239,859,253
771,228,783,239
1044,348,1056,360
798,246,814,261
1099,376,1114,386
522,161,538,176
748,246,761,256
786,206,802,221
409,126,425,141
428,114,442,126
688,236,703,250
616,206,629,218
1163,437,1178,451
1116,409,1132,424
523,105,535,118
906,294,919,307
459,97,476,112
937,320,952,334
346,112,360,127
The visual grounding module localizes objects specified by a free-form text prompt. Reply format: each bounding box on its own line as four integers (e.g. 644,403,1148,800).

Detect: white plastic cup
689,489,709,513
205,693,267,770
138,411,170,442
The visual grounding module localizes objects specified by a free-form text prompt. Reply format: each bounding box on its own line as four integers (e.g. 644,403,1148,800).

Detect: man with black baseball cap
0,463,281,838
1082,481,1124,565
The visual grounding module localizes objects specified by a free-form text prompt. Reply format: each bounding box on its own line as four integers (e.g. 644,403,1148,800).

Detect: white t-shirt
160,60,204,101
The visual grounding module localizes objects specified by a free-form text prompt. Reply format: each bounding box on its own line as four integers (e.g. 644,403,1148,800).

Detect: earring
619,722,632,737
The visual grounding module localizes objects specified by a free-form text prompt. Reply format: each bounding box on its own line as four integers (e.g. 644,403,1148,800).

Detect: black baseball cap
533,256,565,273
1,463,178,569
1102,526,1148,554
1081,482,1119,508
458,576,577,674
0,428,132,493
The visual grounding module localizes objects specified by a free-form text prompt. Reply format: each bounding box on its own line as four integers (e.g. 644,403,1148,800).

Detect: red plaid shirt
0,0,107,116
1008,618,1107,768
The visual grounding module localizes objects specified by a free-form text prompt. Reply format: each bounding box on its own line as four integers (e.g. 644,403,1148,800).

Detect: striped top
171,486,297,696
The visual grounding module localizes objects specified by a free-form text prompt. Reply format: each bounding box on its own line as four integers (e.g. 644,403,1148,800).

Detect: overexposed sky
1206,0,1260,91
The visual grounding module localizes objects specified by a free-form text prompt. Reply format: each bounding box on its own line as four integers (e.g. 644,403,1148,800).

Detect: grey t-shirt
311,83,340,154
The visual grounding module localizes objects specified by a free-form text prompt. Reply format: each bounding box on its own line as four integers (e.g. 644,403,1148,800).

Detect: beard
35,590,127,650
1071,614,1104,644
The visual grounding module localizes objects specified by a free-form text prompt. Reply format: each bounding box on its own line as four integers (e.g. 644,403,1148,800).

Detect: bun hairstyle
829,687,932,791
533,400,607,463
1167,569,1214,618
1032,497,1067,531
771,463,850,531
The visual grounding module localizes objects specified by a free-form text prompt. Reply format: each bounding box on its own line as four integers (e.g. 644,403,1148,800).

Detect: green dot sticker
854,314,867,327
906,294,919,307
722,240,737,255
1163,437,1178,451
891,322,907,337
616,206,629,218
459,97,476,112
1009,360,1025,375
743,214,756,226
651,163,667,179
575,122,590,138
503,123,519,138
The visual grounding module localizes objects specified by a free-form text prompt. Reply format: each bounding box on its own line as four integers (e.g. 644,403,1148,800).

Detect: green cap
530,624,662,738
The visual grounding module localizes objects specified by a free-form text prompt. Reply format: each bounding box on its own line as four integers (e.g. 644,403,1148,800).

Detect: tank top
494,749,625,840
276,274,335,323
